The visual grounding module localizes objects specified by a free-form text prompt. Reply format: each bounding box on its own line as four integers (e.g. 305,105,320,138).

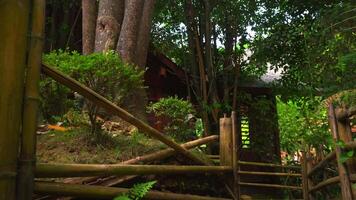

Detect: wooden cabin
144,51,281,168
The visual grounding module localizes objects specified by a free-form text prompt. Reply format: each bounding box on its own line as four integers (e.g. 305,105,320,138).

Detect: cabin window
241,115,250,148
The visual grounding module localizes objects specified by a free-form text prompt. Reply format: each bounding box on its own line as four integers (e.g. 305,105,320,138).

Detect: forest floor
36,126,165,164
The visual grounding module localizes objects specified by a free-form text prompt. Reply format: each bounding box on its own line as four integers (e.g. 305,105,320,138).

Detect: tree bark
117,0,147,121
117,0,144,63
135,0,156,68
94,0,124,52
82,0,98,55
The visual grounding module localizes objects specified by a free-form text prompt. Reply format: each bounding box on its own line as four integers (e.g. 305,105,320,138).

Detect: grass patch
36,128,166,164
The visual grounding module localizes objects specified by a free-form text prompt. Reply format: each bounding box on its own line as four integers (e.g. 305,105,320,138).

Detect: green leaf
336,140,346,148
339,153,350,163
347,150,354,157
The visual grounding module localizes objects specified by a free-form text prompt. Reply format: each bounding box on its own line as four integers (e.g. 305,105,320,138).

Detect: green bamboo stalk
0,0,31,199
17,0,46,199
35,164,232,178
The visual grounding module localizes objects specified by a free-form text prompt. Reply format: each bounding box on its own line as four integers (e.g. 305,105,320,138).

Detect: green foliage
113,181,156,200
147,96,196,141
251,2,355,98
277,96,332,155
42,50,144,137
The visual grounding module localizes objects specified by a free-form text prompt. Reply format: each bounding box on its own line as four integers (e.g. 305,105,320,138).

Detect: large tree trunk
117,0,144,63
82,0,97,55
117,0,147,121
135,0,156,68
94,0,124,52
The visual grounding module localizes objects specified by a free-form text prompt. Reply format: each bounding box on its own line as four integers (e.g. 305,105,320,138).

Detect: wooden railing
302,104,356,200
219,113,303,199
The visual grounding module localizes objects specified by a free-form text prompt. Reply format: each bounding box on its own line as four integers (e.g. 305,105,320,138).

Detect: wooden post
220,115,233,166
328,105,353,200
336,108,356,198
220,115,235,199
306,153,315,200
0,0,31,199
17,1,46,199
301,151,309,200
231,111,240,199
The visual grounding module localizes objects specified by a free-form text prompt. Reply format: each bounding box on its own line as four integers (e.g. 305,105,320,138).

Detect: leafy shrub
114,181,156,200
147,96,196,141
42,50,144,137
277,96,331,156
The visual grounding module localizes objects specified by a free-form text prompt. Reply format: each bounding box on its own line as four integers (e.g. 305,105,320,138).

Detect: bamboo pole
41,63,210,166
307,151,336,177
238,171,301,177
17,1,46,199
0,0,31,199
34,181,232,200
63,135,219,187
35,164,232,178
122,135,219,165
238,161,301,169
207,155,220,159
328,104,354,200
310,174,356,193
231,111,240,199
238,182,302,190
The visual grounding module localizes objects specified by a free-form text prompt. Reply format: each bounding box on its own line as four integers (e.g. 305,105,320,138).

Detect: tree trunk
117,0,147,121
82,0,97,55
58,2,70,48
184,0,199,93
135,0,156,68
117,0,144,63
94,0,124,52
223,17,234,105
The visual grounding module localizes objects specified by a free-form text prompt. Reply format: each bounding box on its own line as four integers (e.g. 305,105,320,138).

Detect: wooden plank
34,181,232,200
41,63,209,166
238,182,302,190
238,171,301,177
35,164,232,178
328,104,354,200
